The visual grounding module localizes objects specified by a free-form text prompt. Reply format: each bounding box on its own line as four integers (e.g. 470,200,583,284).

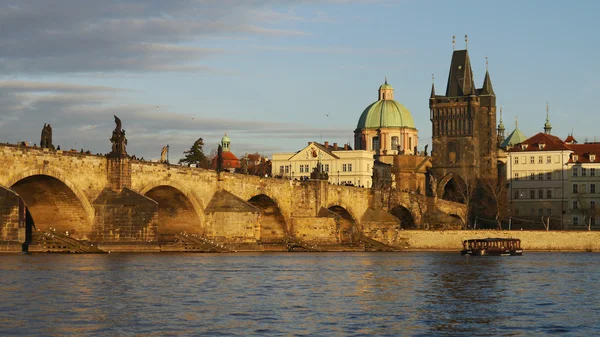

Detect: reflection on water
0,252,599,336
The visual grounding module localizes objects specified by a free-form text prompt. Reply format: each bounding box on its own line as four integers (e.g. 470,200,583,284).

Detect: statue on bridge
109,115,128,158
40,123,54,149
160,146,168,163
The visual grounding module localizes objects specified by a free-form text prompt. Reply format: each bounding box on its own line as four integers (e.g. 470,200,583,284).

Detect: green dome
379,83,393,90
356,100,415,129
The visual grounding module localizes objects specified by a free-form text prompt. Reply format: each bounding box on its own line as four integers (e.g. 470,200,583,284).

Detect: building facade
506,132,600,229
271,141,375,187
429,48,498,185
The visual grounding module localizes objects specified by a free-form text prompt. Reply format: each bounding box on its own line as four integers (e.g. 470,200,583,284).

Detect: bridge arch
327,204,359,243
6,167,94,239
438,173,467,203
390,204,416,229
139,181,206,241
248,194,287,243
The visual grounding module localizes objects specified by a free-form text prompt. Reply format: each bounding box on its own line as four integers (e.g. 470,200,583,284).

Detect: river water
0,252,598,336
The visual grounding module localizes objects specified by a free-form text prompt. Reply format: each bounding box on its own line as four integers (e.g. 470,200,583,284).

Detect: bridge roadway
0,144,465,250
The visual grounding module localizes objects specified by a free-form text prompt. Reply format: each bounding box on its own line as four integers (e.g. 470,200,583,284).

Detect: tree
481,176,508,229
179,138,209,168
447,166,478,229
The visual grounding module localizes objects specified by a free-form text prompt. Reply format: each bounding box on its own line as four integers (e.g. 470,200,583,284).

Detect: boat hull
461,249,523,256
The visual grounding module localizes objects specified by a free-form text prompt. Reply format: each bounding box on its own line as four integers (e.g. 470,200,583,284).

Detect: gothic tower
429,48,498,184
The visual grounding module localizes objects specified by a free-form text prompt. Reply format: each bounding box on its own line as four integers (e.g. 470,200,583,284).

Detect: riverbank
382,230,600,252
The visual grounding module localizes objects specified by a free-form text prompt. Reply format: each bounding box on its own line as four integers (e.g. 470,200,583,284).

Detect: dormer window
521,144,528,150
573,155,579,162
539,143,545,150
591,154,596,162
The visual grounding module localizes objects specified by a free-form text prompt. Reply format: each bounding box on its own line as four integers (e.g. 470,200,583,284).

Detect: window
324,164,329,172
514,190,520,199
348,164,352,172
547,208,552,216
280,166,284,174
573,155,579,161
591,155,596,162
538,208,544,216
514,173,520,180
573,167,578,177
573,216,579,225
538,190,544,199
546,156,552,164
592,217,596,226
391,136,399,150
582,168,587,177
305,164,309,172
591,184,596,194
372,136,379,151
591,201,596,210
530,173,535,180
299,165,304,173
546,172,552,180
592,168,596,177
530,156,535,164
538,173,544,180
538,156,543,164
573,184,578,193
514,156,519,164
530,190,535,199
573,201,578,210
547,190,552,199
285,166,290,174
343,164,348,172
530,208,535,216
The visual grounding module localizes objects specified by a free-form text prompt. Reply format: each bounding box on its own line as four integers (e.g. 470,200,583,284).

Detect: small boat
461,238,523,256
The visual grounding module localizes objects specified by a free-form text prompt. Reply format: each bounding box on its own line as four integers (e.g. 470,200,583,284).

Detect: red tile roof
566,143,600,163
506,132,571,152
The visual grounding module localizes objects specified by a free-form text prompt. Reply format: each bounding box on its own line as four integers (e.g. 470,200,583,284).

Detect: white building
506,131,600,229
271,141,375,187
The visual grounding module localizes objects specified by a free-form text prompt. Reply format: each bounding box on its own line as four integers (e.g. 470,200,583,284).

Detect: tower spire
544,102,552,134
452,36,456,50
430,74,435,98
497,106,505,142
465,34,468,49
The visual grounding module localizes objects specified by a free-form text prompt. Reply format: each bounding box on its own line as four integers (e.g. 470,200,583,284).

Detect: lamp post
166,144,170,164
337,170,340,185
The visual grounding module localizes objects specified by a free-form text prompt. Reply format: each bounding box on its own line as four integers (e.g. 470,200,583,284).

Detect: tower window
391,136,399,150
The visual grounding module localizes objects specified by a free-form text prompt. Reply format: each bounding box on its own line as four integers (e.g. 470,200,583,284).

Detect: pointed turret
544,103,552,134
430,74,436,99
498,107,506,138
445,49,476,97
480,70,495,96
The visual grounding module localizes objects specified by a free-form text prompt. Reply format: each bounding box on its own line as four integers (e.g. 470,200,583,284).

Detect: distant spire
516,116,519,128
485,56,488,71
465,34,468,49
544,102,552,134
385,76,388,84
452,36,456,50
497,106,505,138
430,74,435,98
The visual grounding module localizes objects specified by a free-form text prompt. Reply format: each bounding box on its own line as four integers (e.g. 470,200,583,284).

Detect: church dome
356,81,415,129
221,134,230,143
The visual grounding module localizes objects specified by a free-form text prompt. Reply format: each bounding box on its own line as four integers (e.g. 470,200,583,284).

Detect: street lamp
337,170,340,185
166,144,170,164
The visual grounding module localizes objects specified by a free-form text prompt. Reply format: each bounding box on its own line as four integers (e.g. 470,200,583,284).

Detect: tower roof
501,120,528,148
480,70,495,96
445,49,476,97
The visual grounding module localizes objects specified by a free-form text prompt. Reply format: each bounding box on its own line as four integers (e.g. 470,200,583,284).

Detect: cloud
0,1,306,75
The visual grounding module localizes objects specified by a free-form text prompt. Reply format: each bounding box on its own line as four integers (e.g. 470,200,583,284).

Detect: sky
1,0,599,162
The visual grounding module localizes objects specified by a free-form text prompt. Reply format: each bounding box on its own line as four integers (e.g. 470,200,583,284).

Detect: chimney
308,141,312,146
324,141,329,148
333,143,338,150
344,144,348,150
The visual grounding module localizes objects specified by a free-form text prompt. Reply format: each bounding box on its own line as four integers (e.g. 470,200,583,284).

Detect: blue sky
1,0,599,161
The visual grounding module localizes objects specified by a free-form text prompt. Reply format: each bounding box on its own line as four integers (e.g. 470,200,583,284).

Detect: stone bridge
0,144,465,250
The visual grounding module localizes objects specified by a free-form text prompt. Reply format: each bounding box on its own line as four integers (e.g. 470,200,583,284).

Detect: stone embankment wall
386,230,600,252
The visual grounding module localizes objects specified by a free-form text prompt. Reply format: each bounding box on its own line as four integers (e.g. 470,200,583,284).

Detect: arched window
391,136,399,150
